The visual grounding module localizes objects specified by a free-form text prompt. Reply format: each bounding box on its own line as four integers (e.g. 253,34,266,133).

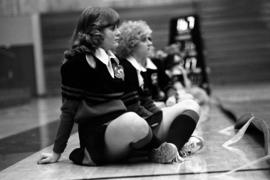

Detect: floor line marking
221,155,270,176
76,166,270,180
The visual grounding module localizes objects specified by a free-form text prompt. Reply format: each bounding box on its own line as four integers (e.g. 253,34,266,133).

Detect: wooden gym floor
0,84,270,180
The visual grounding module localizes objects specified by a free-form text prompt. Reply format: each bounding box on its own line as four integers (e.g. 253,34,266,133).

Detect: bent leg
104,112,152,163
166,110,199,149
69,122,108,166
153,99,200,149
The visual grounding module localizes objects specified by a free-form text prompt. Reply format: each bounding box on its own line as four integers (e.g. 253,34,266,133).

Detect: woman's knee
104,112,150,160
107,112,150,142
121,112,150,139
178,99,200,114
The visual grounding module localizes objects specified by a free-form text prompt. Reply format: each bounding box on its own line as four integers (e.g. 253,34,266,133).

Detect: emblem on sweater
113,64,125,80
151,73,158,85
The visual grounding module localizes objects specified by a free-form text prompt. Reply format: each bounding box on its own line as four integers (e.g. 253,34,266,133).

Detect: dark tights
166,110,199,149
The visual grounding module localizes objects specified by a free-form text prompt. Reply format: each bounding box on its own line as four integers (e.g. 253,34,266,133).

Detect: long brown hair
65,7,120,58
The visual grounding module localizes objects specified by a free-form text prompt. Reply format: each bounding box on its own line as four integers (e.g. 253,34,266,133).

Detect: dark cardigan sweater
120,58,161,119
53,53,127,154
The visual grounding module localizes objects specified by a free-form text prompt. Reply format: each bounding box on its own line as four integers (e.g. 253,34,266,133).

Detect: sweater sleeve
61,57,85,99
139,71,161,113
53,58,83,153
53,97,80,154
139,88,161,114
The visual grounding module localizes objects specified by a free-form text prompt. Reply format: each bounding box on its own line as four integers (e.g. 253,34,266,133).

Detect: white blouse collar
146,58,157,70
127,56,146,72
127,57,157,72
95,48,118,65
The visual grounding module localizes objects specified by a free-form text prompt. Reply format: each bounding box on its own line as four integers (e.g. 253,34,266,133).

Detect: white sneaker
180,136,204,157
149,142,184,164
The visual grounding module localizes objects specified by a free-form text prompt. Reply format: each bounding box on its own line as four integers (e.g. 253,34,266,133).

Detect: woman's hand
37,152,61,164
166,96,177,107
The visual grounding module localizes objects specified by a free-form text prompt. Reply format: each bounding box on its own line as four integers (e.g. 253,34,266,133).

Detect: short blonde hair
116,20,152,59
